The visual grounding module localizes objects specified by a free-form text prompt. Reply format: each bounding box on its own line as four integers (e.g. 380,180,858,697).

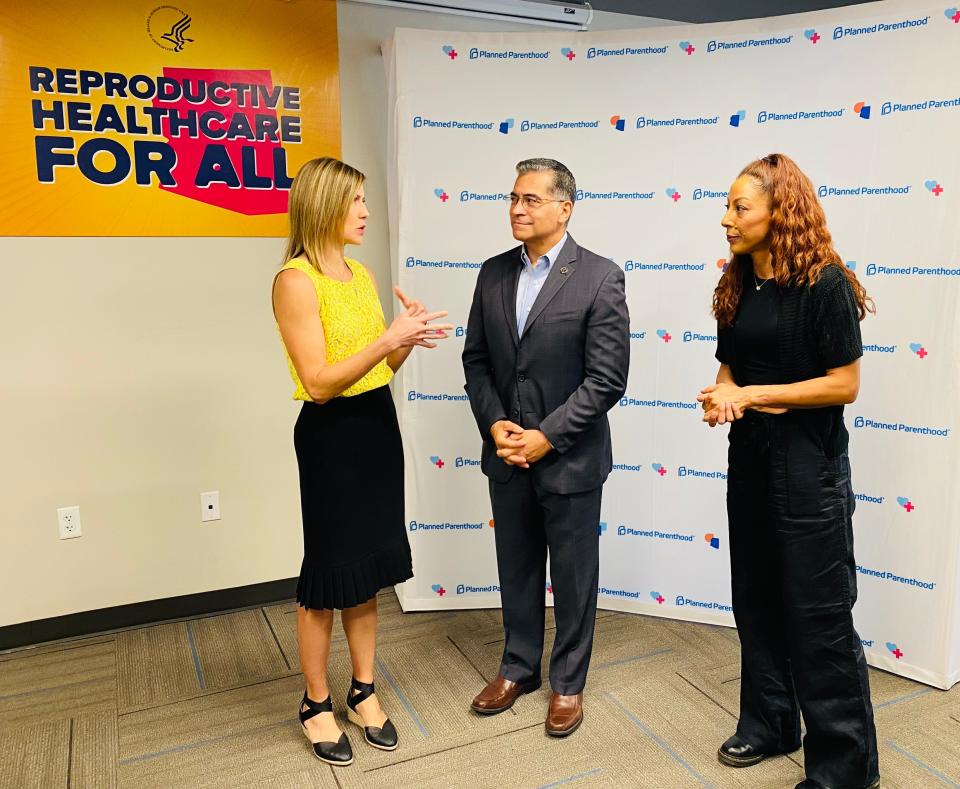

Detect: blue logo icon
599,521,607,535
729,109,746,127
499,118,514,135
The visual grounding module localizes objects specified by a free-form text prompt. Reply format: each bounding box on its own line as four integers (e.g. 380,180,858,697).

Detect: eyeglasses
502,193,566,210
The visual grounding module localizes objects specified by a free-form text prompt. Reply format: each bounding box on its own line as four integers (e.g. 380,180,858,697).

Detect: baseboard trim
0,577,298,651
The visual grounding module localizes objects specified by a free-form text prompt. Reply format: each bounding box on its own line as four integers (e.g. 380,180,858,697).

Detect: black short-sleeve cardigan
716,263,864,456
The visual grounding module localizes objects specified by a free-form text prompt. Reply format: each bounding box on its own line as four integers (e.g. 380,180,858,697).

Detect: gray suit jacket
462,235,630,494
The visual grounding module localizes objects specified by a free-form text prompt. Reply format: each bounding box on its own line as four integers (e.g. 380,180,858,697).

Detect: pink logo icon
886,642,904,659
656,329,672,343
431,583,446,596
652,463,667,477
429,455,444,468
897,497,915,513
650,590,665,604
804,29,821,43
442,45,458,60
679,41,695,55
561,47,576,61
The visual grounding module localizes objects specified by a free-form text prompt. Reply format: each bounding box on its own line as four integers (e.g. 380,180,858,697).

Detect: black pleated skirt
293,385,412,610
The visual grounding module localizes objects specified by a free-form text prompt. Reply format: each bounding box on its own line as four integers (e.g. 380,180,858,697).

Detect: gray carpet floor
1,590,958,788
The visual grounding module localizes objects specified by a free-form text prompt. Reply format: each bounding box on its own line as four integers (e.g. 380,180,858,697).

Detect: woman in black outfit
698,153,879,789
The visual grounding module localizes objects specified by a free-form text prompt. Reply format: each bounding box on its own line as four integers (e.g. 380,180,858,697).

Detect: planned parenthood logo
682,331,717,342
706,34,792,52
678,465,727,480
862,343,897,354
410,520,484,532
622,259,706,272
406,256,482,270
832,14,931,39
469,47,549,60
616,525,694,542
576,189,655,201
852,415,950,438
519,118,600,132
619,397,700,411
412,116,495,131
864,263,960,277
857,564,936,590
817,183,911,198
757,106,845,123
692,189,725,201
635,114,719,129
407,390,470,403
460,191,508,203
456,583,501,595
586,45,668,59
881,97,960,116
674,595,733,612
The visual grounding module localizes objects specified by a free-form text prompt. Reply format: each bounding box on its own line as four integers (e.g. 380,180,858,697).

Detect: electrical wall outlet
200,491,221,522
57,506,82,539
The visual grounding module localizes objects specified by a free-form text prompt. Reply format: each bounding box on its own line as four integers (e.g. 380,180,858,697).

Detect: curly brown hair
712,153,875,327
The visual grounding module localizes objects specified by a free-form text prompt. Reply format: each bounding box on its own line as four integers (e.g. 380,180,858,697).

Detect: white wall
0,1,668,628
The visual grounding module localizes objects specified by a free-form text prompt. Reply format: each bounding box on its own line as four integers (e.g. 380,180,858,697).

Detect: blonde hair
283,157,365,271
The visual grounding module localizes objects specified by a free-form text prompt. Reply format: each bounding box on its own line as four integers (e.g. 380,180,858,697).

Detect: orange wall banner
0,1,340,236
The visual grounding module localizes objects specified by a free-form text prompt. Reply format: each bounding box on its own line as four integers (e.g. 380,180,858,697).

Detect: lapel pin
560,266,569,275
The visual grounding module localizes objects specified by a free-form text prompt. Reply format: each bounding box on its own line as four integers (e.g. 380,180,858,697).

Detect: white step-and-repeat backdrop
384,0,960,689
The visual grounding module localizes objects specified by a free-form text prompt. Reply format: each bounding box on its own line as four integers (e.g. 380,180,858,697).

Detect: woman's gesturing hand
386,286,453,349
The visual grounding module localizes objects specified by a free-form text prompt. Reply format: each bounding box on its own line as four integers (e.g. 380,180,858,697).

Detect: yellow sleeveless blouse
276,257,393,400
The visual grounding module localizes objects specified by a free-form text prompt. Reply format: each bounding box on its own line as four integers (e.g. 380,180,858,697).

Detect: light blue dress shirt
516,233,568,336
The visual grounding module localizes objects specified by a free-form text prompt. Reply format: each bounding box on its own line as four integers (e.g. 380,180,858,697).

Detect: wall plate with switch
200,491,221,522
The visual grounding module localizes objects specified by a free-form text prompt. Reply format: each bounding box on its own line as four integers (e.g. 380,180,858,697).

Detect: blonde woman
273,157,452,765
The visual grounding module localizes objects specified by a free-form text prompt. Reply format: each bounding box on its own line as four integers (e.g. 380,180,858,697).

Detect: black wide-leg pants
727,410,879,788
489,471,602,696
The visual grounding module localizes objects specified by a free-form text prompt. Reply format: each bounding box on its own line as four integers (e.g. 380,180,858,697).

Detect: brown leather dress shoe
470,675,541,715
545,692,583,737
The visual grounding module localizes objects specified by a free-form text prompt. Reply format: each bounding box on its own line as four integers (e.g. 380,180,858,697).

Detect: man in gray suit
462,158,630,736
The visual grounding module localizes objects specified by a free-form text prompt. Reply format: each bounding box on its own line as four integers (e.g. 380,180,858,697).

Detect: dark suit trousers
489,471,601,695
728,411,878,788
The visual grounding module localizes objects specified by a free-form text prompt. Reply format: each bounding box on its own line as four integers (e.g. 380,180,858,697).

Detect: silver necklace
753,271,772,291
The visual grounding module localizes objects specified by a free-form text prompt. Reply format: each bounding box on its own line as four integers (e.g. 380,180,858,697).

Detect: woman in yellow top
273,157,452,766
